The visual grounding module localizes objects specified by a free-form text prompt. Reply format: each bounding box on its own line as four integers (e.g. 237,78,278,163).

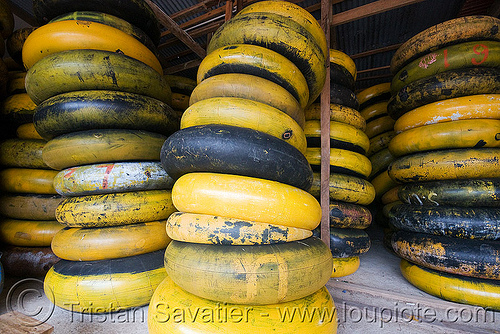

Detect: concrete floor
330,227,500,334
1,227,499,333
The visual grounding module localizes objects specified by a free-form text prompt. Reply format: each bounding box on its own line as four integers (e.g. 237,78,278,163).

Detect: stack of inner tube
356,83,399,247
0,16,62,278
387,15,500,311
305,49,373,278
164,74,197,117
25,0,179,314
150,2,338,333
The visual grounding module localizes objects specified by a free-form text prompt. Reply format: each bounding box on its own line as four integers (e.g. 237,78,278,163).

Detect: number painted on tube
443,49,449,68
471,44,489,65
97,164,115,189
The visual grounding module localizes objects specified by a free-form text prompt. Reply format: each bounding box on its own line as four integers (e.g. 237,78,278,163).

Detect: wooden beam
357,65,391,74
306,0,345,14
350,43,402,59
162,0,266,38
161,6,225,38
163,59,202,74
145,0,206,59
225,0,233,21
7,1,38,26
320,0,331,249
170,0,220,21
331,0,426,26
159,20,222,50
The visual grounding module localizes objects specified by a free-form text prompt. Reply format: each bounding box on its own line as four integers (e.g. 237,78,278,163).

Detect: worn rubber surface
1,93,36,127
391,15,500,74
34,90,179,140
314,227,371,258
49,11,157,54
148,276,337,334
0,194,62,220
0,138,49,169
305,103,365,131
331,256,360,278
305,120,370,154
309,172,375,206
161,125,312,190
388,68,500,120
164,237,332,305
0,245,59,277
181,97,306,154
207,12,326,105
166,212,313,245
0,219,62,247
329,82,359,110
51,221,170,261
0,168,57,194
44,250,166,313
389,203,500,239
189,73,304,128
42,129,166,170
392,230,500,279
22,20,162,73
306,147,372,178
389,119,500,157
328,201,372,229
329,49,356,89
198,44,309,110
56,190,176,228
399,178,500,207
357,83,391,110
400,259,500,311
394,94,500,133
25,49,171,105
172,173,321,230
392,40,500,94
54,161,174,196
388,148,500,183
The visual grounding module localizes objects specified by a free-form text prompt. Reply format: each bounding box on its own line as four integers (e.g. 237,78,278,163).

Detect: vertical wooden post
225,1,233,21
320,0,331,248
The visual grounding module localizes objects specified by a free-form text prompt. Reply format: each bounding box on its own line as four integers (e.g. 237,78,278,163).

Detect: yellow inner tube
172,172,321,230
400,259,500,311
148,275,338,334
166,212,312,245
22,19,162,73
51,221,171,261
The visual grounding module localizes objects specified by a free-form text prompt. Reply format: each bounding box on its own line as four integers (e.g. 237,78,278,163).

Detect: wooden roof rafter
145,0,207,59
331,0,427,26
